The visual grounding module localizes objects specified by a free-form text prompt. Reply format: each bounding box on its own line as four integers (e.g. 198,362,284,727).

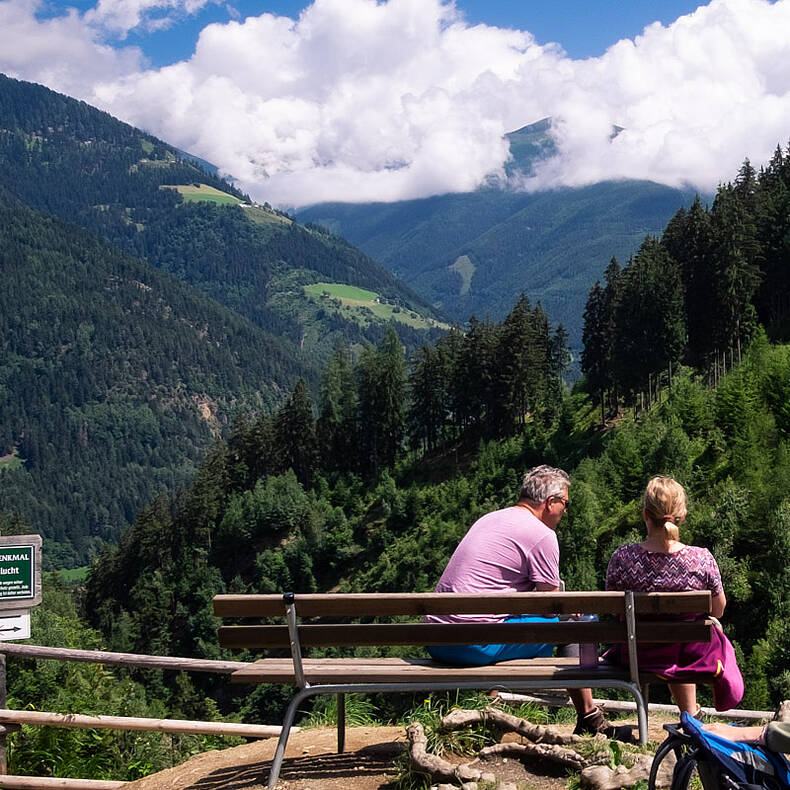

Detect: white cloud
0,0,145,96
84,0,219,37
1,0,790,206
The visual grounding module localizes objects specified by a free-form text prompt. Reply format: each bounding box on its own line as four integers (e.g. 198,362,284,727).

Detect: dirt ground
124,713,677,790
125,726,406,790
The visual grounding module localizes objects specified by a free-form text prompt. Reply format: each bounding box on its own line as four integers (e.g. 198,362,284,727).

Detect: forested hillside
582,151,790,414
79,142,790,738
297,119,698,348
81,334,790,720
0,197,309,566
1,129,789,784
0,74,445,361
0,72,452,564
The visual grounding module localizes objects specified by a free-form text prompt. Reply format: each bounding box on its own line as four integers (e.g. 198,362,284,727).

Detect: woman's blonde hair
643,475,687,542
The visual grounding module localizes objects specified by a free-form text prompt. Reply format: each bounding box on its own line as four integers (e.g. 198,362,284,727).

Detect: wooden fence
0,644,289,790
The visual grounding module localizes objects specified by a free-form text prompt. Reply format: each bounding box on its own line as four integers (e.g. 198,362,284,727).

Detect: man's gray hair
519,465,570,503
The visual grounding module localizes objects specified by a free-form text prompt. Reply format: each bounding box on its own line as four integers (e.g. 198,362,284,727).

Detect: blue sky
2,0,788,207
107,0,709,68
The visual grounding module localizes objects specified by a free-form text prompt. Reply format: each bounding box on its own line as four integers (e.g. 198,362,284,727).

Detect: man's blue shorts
426,614,558,666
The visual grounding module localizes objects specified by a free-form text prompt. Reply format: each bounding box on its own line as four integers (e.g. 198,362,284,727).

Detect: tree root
439,706,583,744
581,752,676,789
479,740,592,770
406,722,483,783
406,706,620,789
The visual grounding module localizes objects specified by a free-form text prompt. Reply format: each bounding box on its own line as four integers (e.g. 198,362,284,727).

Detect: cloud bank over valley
2,0,789,207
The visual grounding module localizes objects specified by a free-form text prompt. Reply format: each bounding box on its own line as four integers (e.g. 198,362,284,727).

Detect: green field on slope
304,282,450,330
161,184,242,205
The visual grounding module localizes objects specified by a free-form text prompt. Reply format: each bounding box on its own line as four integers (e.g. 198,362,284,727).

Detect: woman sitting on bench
604,475,743,715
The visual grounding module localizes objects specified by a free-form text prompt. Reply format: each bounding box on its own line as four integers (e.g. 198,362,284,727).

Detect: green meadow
304,282,449,330
161,184,242,205
55,566,89,584
240,204,293,228
449,254,475,296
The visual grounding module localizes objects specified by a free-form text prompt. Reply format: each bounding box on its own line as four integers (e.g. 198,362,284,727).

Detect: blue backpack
649,712,790,790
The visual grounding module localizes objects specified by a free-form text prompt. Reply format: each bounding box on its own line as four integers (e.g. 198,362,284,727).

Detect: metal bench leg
268,688,311,790
337,693,346,753
630,684,649,746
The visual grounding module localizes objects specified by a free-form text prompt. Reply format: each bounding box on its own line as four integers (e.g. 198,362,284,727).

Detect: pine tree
274,378,318,487
408,345,447,453
316,347,358,473
710,183,762,363
663,196,717,368
582,281,608,422
497,294,535,432
611,238,686,402
357,329,406,473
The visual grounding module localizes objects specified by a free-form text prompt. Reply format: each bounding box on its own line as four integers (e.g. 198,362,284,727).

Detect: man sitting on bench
426,464,625,739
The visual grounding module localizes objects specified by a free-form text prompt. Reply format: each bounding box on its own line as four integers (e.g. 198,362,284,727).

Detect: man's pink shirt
427,505,560,624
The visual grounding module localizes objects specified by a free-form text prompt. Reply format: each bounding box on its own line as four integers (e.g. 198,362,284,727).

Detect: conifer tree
498,294,535,432
663,196,717,368
357,329,406,473
582,281,608,421
611,238,686,401
710,183,762,362
408,345,447,452
274,378,318,487
316,347,357,473
754,154,790,326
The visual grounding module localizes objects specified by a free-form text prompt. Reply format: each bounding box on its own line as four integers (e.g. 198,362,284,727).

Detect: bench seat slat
229,657,668,685
213,591,711,618
218,620,713,648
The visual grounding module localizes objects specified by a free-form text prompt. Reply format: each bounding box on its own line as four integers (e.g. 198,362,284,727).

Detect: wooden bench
213,590,714,789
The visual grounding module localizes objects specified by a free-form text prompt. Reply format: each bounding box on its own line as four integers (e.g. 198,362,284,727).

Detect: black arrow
0,626,21,633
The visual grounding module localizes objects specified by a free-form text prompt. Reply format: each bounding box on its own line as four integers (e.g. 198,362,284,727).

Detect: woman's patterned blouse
605,543,723,596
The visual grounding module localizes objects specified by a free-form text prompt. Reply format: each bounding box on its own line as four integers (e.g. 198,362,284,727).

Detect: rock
480,773,497,783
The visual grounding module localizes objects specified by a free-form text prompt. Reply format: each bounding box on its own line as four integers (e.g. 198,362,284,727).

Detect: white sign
0,609,30,641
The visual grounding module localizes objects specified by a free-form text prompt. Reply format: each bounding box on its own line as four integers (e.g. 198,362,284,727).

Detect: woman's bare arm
711,590,726,618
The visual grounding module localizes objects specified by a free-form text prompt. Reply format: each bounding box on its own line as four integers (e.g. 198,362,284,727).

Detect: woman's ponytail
643,476,687,544
662,515,680,542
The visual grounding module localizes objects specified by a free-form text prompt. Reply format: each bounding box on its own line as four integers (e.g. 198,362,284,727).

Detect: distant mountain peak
507,117,553,137
504,117,556,176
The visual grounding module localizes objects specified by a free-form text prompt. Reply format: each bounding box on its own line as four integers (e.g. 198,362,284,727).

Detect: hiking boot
574,706,636,742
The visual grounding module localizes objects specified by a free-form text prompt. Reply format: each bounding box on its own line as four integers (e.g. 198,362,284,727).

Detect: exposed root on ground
406,706,626,789
581,753,675,789
439,706,582,744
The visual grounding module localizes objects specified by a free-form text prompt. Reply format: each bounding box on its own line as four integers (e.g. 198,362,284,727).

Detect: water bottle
577,614,599,668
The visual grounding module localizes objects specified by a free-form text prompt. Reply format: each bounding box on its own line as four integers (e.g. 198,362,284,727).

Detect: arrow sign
0,610,30,641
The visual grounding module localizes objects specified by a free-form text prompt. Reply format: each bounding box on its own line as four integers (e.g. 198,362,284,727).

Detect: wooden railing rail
0,643,248,673
0,777,124,789
0,645,289,790
0,709,285,739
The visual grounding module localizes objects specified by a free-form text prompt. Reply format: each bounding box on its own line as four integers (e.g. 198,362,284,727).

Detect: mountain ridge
0,73,446,564
298,118,700,348
0,73,446,362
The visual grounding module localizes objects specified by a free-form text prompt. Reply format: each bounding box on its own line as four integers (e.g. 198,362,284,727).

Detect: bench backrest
214,591,713,649
213,591,711,618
